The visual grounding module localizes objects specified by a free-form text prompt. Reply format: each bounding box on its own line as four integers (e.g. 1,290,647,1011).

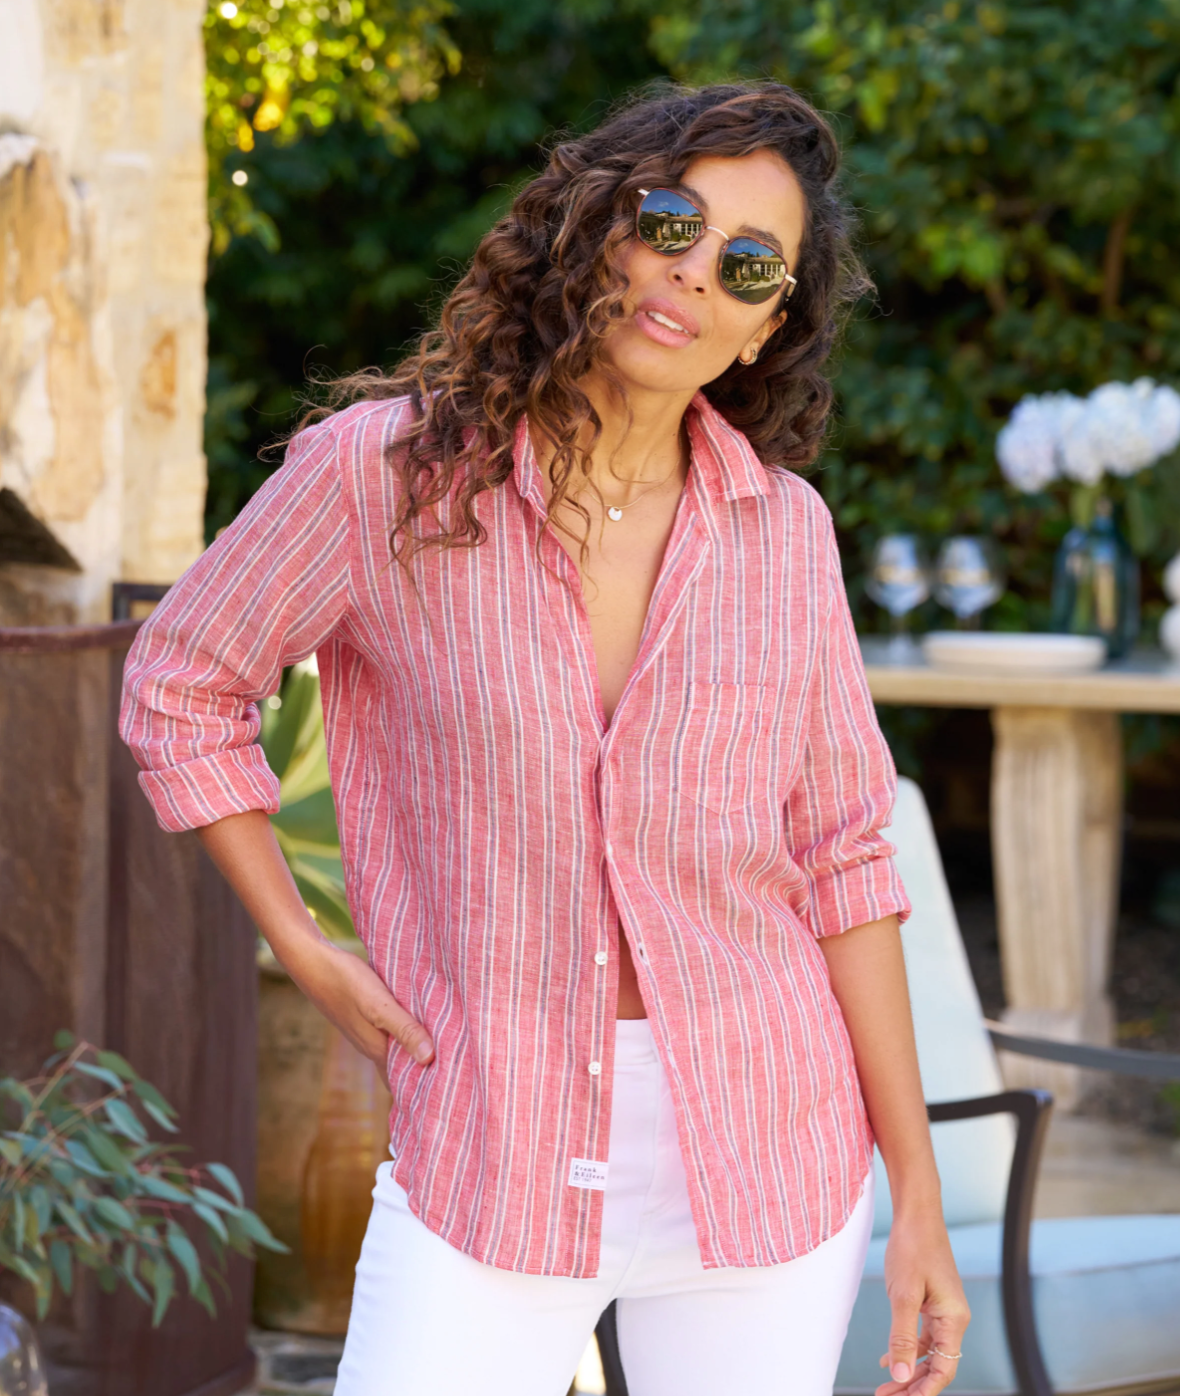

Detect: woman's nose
668,241,715,295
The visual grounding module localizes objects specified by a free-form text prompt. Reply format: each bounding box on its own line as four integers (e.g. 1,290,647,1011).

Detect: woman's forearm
196,809,333,969
196,809,433,1065
818,914,941,1216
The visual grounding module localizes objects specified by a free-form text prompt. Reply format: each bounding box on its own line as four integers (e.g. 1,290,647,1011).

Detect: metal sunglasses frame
635,187,798,303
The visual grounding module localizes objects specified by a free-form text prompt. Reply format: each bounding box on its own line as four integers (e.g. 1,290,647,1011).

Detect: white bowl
920,631,1106,676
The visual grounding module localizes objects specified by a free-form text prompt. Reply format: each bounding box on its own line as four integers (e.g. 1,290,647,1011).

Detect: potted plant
0,1034,285,1392
254,659,392,1336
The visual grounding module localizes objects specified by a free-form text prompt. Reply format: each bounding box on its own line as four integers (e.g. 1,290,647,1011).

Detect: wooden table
861,636,1180,1106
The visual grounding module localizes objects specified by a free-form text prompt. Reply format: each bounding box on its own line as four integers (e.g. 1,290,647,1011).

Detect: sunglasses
635,187,797,306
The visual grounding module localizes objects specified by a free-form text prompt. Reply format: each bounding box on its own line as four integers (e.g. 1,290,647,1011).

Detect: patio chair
594,776,1180,1396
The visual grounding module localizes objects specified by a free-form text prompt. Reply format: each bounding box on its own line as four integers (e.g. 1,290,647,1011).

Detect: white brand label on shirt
568,1158,609,1191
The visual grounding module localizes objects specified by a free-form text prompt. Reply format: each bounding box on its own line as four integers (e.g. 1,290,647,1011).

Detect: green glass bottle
1050,497,1140,658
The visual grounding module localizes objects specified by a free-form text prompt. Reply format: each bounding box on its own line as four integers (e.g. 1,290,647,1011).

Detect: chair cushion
836,1214,1180,1394
874,779,1012,1237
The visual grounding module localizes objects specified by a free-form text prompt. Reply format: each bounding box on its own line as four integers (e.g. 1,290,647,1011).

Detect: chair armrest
595,1300,628,1396
597,1091,1056,1396
985,1020,1180,1081
926,1089,1055,1396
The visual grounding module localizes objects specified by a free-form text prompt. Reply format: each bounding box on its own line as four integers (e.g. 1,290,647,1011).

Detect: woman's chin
600,343,720,399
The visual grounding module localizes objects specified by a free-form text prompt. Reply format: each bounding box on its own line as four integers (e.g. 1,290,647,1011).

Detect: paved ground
240,1112,1180,1394
243,1324,607,1394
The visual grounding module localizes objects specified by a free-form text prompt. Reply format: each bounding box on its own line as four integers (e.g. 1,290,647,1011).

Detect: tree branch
1100,209,1132,315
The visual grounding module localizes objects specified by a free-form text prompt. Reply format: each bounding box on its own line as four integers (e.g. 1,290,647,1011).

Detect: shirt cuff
804,854,912,939
136,744,282,833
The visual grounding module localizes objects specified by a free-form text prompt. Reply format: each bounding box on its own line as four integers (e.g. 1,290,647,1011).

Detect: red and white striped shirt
121,392,910,1277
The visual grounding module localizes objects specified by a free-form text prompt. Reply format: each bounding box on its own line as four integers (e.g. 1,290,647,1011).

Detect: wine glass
865,535,931,647
934,536,1005,628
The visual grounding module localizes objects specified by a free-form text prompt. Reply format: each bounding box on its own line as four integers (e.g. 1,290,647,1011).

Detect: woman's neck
537,373,695,506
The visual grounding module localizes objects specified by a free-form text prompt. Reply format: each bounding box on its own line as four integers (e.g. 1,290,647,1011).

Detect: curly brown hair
320,80,870,563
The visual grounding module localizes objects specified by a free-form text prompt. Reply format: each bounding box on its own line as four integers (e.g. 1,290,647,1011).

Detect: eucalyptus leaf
95,1050,138,1082
206,1162,244,1207
50,1238,73,1295
103,1098,148,1144
54,1199,94,1245
166,1221,202,1293
139,1098,181,1134
64,1140,109,1177
230,1205,289,1253
192,1274,217,1319
73,1062,129,1093
192,1185,236,1213
130,1079,177,1120
94,1196,137,1231
136,1173,193,1205
191,1201,229,1244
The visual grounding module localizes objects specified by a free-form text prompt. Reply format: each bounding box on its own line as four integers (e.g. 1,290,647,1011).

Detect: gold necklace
600,453,684,521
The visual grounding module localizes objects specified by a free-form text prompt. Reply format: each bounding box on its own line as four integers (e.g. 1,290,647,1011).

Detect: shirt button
605,841,614,858
594,951,608,966
588,1061,602,1076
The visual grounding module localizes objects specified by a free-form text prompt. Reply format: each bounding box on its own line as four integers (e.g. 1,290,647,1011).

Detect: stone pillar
0,0,208,624
991,705,1123,1109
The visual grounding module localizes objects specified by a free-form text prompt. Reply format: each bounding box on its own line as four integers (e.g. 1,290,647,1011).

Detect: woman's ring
930,1346,963,1361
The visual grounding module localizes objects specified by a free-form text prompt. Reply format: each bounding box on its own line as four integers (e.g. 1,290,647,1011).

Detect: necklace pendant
607,506,624,521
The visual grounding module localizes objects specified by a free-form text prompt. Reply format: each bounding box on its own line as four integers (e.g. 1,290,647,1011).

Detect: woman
122,81,969,1396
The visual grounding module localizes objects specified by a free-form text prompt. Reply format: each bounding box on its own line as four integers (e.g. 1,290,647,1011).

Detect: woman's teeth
648,311,689,335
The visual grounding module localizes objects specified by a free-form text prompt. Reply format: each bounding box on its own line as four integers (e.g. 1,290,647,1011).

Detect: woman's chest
346,490,823,752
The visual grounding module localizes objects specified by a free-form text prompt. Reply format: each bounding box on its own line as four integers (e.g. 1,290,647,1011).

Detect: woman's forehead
679,152,805,246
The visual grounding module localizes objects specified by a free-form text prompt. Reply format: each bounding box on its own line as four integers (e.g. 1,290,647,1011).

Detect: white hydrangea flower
996,394,1067,492
1086,380,1162,477
1161,605,1180,663
1164,551,1180,605
1142,380,1180,461
998,379,1180,492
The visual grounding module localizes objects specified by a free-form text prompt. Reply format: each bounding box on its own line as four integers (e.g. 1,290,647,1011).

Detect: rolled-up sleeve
120,421,350,832
784,507,911,937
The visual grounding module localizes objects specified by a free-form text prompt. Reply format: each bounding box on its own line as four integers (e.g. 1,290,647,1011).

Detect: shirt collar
511,392,770,515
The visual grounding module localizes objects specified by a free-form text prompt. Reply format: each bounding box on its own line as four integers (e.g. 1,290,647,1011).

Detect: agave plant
0,1034,286,1324
260,658,360,948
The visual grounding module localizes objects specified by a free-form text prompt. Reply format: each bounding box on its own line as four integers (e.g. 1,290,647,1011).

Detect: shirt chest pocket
677,681,778,816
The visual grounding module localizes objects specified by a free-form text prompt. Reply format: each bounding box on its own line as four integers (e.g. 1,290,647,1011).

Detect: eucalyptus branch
0,1033,287,1323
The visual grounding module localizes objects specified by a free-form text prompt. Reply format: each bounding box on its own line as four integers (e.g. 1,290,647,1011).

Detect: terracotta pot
254,959,391,1335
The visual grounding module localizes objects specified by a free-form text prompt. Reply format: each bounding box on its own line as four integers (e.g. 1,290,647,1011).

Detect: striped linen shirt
121,391,910,1278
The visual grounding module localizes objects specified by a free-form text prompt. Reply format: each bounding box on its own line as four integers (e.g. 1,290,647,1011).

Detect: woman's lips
635,299,699,348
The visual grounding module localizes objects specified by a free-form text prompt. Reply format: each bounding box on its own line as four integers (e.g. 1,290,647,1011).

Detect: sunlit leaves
206,0,461,251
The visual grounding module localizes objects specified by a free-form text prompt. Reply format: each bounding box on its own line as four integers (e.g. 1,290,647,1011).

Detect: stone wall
0,0,207,624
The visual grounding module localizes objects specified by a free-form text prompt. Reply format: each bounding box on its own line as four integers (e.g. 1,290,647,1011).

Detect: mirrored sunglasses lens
637,190,704,255
720,237,787,304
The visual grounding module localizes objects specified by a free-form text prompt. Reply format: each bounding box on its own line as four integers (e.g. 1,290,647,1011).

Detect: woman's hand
195,809,433,1068
818,916,970,1395
875,1209,970,1396
285,936,434,1068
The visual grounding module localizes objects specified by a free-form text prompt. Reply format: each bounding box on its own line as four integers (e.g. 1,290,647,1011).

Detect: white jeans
335,1019,874,1396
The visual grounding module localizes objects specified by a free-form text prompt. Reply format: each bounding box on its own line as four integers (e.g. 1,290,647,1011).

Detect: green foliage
204,0,1180,638
0,1035,286,1323
206,0,460,253
260,659,360,944
647,0,1180,634
203,0,670,538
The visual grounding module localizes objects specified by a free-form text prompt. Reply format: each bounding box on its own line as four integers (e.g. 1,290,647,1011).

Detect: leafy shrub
0,1034,286,1323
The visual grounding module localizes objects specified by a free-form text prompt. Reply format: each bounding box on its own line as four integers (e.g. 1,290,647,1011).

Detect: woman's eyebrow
738,224,786,256
674,182,786,256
